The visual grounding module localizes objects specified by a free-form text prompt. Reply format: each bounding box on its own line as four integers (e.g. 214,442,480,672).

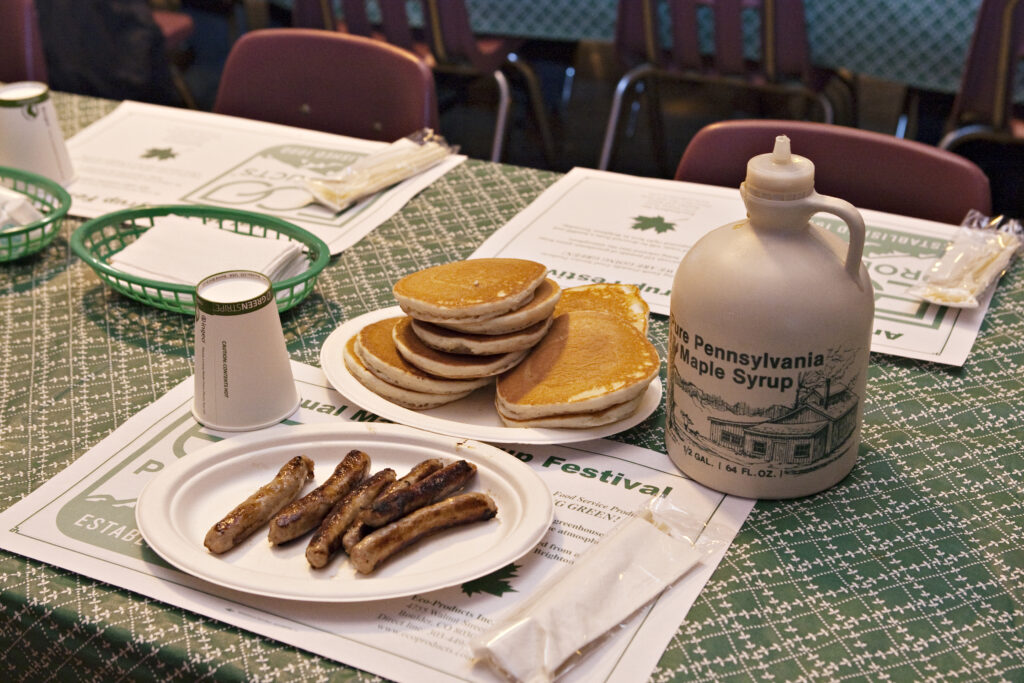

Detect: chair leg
599,63,655,170
815,93,834,124
490,69,512,162
644,77,672,177
170,63,198,109
241,0,270,30
560,65,576,115
896,88,920,140
506,56,557,167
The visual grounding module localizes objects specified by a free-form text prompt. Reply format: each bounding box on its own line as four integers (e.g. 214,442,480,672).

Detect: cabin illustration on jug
707,382,858,466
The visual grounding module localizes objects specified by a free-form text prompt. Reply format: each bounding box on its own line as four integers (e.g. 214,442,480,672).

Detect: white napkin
109,215,307,286
0,186,45,231
473,497,725,683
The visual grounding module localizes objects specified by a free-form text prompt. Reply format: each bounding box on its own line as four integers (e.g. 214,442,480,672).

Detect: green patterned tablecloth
1,92,1022,681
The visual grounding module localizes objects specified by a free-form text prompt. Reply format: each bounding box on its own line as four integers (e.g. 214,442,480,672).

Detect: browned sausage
378,457,445,499
305,468,396,569
361,459,477,528
349,492,498,574
204,455,314,554
267,450,370,545
341,518,371,554
342,457,446,552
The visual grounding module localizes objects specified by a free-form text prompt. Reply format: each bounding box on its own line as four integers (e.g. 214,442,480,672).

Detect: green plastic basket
70,205,331,314
0,166,71,262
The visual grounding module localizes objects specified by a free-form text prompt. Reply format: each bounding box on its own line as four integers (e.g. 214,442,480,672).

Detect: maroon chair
213,28,439,141
935,0,1024,215
599,0,852,172
939,0,1024,149
294,0,378,35
417,0,555,163
300,0,554,163
675,120,992,224
0,0,48,83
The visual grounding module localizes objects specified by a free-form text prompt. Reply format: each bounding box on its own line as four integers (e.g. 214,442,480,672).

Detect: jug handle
803,192,866,281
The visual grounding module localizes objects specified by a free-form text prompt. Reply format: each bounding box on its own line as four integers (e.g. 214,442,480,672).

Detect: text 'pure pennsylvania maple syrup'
666,136,874,498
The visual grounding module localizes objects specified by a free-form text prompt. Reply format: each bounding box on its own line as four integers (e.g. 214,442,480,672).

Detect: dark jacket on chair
35,0,177,104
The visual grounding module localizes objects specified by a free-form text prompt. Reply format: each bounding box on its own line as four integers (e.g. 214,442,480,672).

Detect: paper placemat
65,101,465,255
0,362,753,683
472,167,995,365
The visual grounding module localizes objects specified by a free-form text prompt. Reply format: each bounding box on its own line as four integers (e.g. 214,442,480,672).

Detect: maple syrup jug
666,136,874,498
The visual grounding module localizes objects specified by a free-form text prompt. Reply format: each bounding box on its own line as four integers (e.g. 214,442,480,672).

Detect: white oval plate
136,423,553,602
320,306,662,444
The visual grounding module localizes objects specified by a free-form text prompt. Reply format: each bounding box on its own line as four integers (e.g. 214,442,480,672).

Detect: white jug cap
743,135,815,200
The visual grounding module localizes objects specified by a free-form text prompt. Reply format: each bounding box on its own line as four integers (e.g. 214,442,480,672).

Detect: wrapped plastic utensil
908,211,1022,308
472,495,728,683
306,129,456,212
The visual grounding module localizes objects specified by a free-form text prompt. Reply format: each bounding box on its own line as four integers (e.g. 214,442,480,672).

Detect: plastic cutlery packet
306,129,456,212
908,211,1022,308
472,495,729,683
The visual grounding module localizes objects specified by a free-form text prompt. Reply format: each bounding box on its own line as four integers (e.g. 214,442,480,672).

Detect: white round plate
320,306,662,444
136,422,553,602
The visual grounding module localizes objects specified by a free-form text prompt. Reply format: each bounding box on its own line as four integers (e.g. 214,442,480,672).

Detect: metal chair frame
599,0,842,172
296,0,555,163
939,0,1024,150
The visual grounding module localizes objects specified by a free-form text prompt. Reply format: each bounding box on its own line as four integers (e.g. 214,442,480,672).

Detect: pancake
393,258,547,323
553,283,650,335
343,336,474,409
355,317,491,394
496,310,660,420
496,393,646,428
393,317,528,378
432,279,562,334
411,317,553,355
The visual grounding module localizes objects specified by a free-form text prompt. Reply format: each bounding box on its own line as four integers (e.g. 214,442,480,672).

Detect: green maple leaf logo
631,215,675,233
141,147,177,161
461,563,520,597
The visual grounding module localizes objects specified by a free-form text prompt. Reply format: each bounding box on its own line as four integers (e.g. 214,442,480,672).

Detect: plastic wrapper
471,495,730,683
908,211,1022,308
306,129,456,212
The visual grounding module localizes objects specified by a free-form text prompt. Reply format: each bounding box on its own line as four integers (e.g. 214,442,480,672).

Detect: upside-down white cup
192,270,299,431
0,82,75,186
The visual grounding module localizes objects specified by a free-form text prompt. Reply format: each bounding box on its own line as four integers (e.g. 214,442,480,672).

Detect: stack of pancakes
495,284,659,427
344,259,660,429
344,258,560,409
553,282,650,335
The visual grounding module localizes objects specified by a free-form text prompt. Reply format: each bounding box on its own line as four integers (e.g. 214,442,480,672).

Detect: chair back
0,0,48,83
945,0,1024,134
293,0,420,56
291,0,336,30
675,120,992,224
213,29,439,141
417,0,491,70
614,0,812,82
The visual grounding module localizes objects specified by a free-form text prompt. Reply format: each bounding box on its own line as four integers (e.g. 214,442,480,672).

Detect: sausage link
361,459,477,527
341,519,371,554
267,450,370,545
342,457,446,553
349,492,497,574
204,455,314,554
305,468,396,569
378,457,445,499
